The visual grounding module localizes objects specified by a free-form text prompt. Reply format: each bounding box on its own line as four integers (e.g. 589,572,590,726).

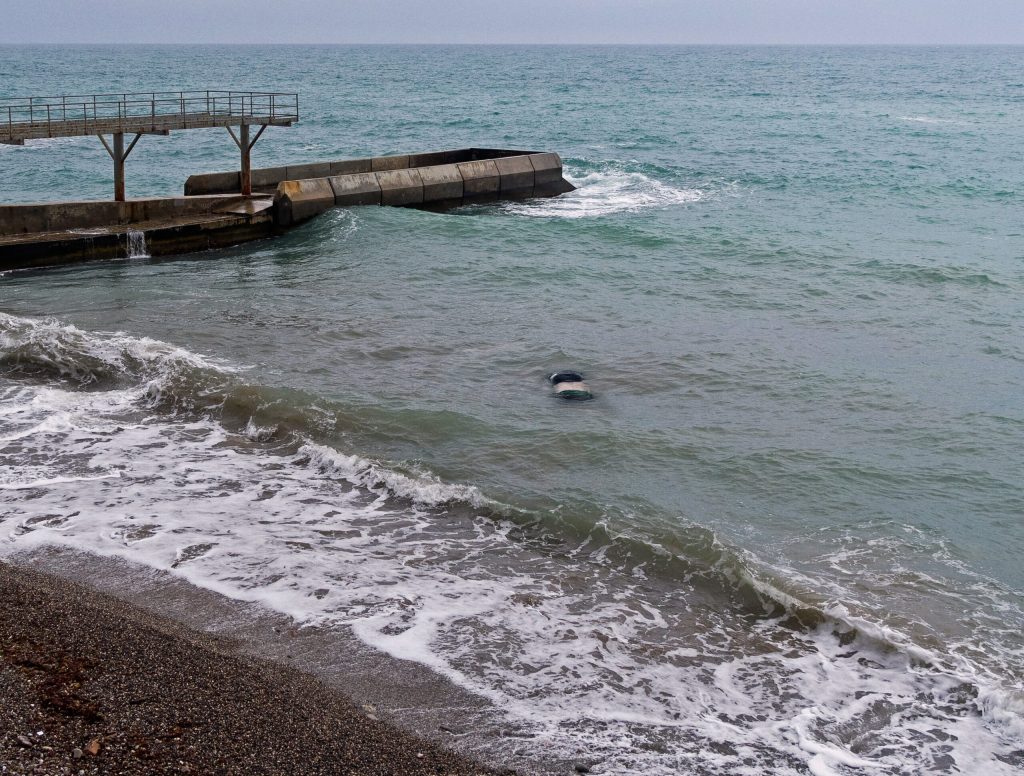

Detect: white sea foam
301,440,495,510
324,207,363,241
2,312,1022,775
501,167,705,219
0,311,233,387
898,116,959,125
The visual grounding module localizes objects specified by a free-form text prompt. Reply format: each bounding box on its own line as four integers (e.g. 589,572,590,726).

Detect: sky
1,1,1022,45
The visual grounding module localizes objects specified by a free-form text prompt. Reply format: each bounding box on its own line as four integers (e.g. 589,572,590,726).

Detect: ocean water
2,45,1023,774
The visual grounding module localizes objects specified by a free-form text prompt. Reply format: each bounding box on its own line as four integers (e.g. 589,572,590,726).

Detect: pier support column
98,132,143,202
227,123,268,197
239,124,251,196
113,133,125,202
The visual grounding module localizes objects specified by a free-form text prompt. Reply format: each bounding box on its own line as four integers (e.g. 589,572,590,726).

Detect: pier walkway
0,91,298,200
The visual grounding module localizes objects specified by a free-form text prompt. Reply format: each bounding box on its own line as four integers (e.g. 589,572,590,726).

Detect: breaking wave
499,164,706,219
2,311,1023,774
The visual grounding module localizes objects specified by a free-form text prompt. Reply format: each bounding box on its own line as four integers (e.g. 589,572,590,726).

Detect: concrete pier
184,147,574,226
0,195,275,271
266,149,574,227
1,147,574,272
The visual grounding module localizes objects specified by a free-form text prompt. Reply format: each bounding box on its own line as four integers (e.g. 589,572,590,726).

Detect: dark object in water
550,371,593,400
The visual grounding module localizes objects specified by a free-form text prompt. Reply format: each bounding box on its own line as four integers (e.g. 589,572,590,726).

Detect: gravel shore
0,561,506,775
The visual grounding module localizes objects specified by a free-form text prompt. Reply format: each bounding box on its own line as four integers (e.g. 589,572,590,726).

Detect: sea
1,45,1022,775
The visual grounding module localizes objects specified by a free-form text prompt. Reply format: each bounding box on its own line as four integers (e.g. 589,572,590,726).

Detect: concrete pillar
240,123,252,197
113,133,125,202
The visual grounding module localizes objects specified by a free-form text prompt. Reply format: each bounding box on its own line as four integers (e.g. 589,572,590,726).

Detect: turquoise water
2,46,1023,774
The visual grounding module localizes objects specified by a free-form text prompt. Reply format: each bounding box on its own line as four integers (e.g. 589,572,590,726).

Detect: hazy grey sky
2,1,1022,45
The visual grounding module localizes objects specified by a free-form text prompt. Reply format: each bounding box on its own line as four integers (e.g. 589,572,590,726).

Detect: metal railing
0,90,299,140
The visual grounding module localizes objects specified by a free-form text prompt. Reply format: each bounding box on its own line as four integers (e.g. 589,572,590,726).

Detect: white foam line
0,472,123,490
301,440,498,511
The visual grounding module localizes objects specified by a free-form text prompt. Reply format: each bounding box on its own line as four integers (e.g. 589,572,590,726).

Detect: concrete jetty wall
1,213,275,271
0,195,274,272
267,150,574,227
0,195,244,237
184,149,546,197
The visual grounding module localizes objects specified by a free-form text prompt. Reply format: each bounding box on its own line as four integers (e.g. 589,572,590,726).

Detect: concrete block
457,160,500,197
528,153,564,186
251,166,289,190
286,162,332,181
185,171,240,196
375,169,424,207
330,158,372,175
274,178,336,226
329,173,382,207
408,151,448,168
418,164,464,204
371,155,410,172
495,155,536,194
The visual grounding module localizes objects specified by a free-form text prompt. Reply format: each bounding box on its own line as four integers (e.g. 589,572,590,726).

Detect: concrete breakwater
1,148,573,272
185,148,575,225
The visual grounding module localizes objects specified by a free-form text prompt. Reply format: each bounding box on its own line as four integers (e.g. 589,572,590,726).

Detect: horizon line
2,41,1023,47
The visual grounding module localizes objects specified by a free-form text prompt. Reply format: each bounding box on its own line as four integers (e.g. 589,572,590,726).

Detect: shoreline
0,555,519,775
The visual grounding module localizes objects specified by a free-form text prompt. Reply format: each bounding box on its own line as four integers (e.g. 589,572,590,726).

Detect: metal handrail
0,90,296,105
0,90,298,136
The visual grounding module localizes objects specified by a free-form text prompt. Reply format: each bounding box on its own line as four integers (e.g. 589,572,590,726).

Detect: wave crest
0,312,231,390
501,165,705,218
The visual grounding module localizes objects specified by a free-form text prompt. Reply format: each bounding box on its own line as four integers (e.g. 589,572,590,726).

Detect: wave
498,164,706,219
299,441,495,511
0,311,234,390
0,311,1014,635
853,259,1010,289
0,313,913,621
2,310,1023,774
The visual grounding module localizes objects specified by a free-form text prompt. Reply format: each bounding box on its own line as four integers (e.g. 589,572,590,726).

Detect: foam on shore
2,311,1023,775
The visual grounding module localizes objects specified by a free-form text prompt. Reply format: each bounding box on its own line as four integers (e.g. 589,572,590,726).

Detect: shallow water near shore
2,45,1024,774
